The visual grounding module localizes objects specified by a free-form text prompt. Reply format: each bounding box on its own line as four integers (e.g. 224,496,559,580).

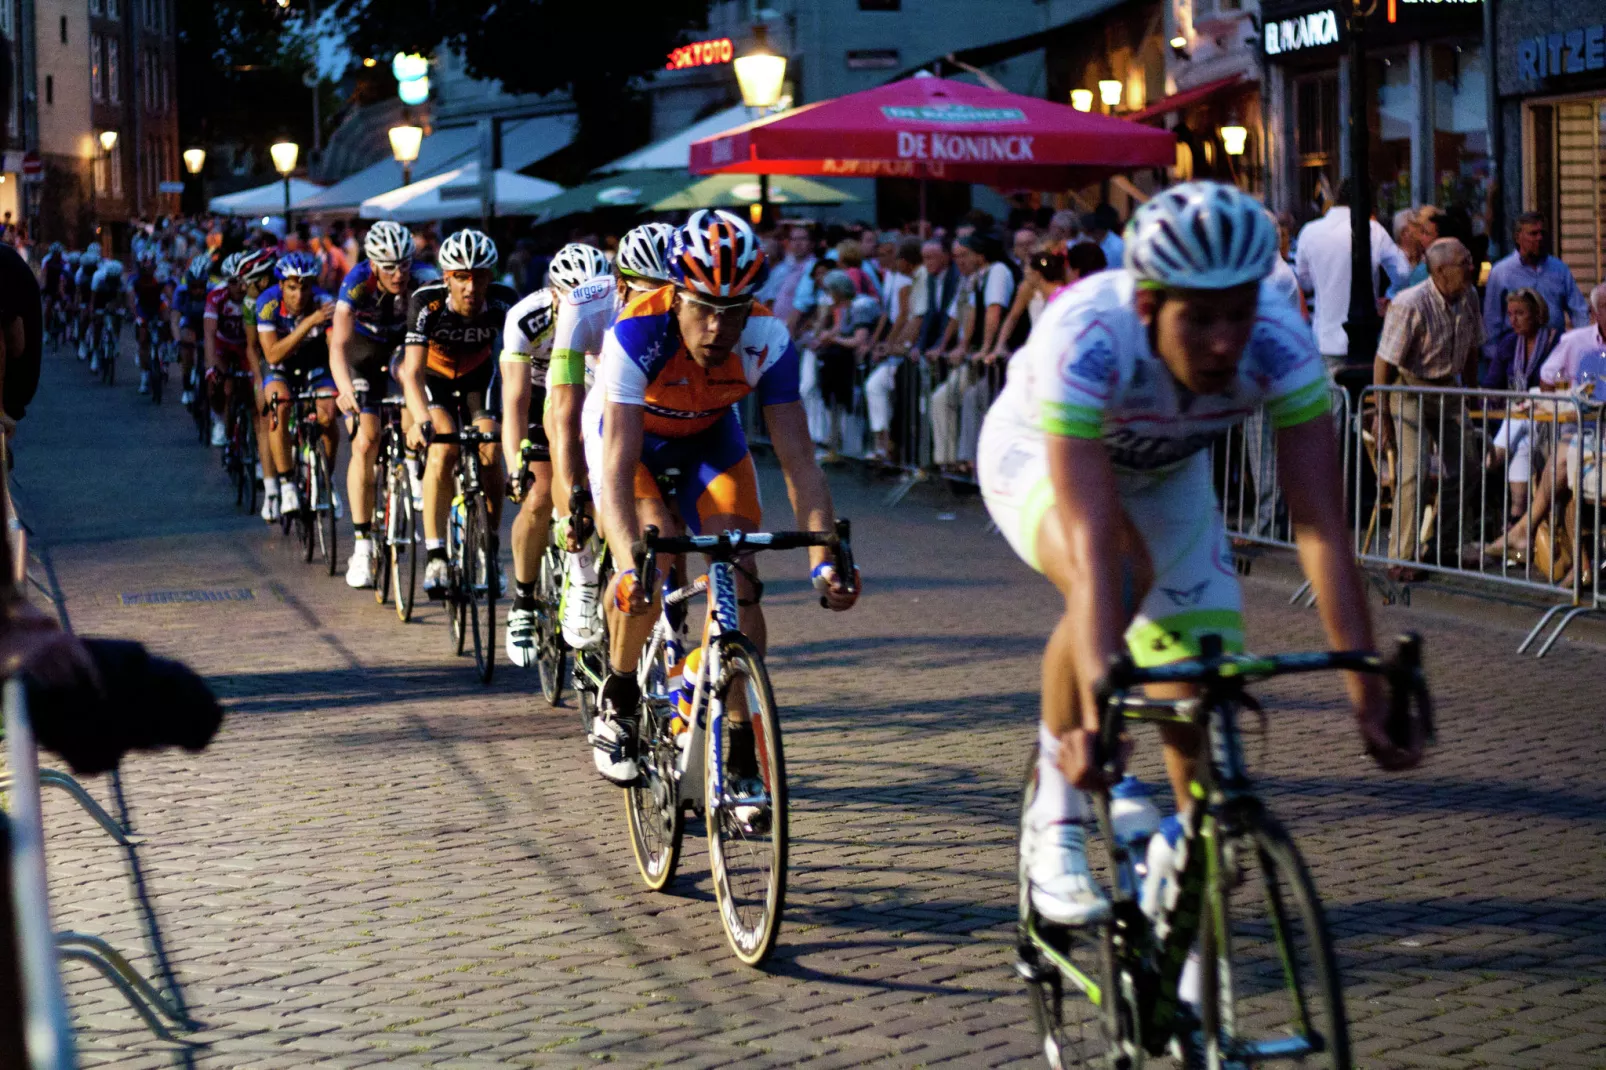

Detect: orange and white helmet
668,209,766,298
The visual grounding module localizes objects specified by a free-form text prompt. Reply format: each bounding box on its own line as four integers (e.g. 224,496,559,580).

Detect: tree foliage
332,0,715,170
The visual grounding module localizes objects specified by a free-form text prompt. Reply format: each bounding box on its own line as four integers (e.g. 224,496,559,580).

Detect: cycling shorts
264,361,336,394
978,411,1243,667
214,339,248,372
584,403,761,535
424,360,496,425
348,336,399,415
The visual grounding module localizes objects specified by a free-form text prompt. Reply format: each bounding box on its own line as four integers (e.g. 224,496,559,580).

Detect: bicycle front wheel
372,459,393,605
467,498,495,685
625,638,683,891
705,635,787,966
1016,748,1125,1069
298,453,317,563
1200,804,1351,1070
316,451,338,576
536,543,566,707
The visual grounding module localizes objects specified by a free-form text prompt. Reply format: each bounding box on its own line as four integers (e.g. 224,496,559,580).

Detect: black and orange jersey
404,282,518,380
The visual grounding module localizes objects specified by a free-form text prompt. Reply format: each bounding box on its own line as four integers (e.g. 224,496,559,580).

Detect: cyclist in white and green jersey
979,181,1422,928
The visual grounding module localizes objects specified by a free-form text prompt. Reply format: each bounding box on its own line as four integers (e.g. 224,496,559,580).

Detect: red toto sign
666,38,734,71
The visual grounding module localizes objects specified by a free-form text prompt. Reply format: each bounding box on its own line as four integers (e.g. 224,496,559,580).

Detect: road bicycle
430,416,500,685
533,482,610,727
268,390,339,574
220,370,258,514
1016,634,1433,1070
625,521,854,966
145,325,175,406
371,397,420,622
94,310,122,386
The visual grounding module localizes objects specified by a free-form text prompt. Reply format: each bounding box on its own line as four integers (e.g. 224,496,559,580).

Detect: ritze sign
1517,25,1606,82
1262,9,1341,56
894,131,1036,162
665,38,734,71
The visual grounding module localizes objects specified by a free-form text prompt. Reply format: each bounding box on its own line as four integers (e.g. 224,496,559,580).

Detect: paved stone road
13,343,1606,1068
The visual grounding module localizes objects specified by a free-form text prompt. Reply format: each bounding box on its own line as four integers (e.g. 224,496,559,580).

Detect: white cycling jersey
992,269,1329,481
499,275,615,389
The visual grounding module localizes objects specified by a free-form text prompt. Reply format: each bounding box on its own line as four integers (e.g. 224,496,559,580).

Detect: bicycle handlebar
423,428,498,446
1092,632,1434,765
631,520,855,610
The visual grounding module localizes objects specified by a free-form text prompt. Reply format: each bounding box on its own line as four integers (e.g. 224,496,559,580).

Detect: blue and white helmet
1124,181,1278,291
615,223,675,283
275,251,320,279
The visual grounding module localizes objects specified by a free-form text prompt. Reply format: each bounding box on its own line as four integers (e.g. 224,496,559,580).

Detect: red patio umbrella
689,74,1175,190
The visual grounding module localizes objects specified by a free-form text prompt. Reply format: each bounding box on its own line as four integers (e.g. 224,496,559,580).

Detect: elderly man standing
1374,239,1486,579
1296,180,1413,374
1484,212,1592,367
757,224,819,335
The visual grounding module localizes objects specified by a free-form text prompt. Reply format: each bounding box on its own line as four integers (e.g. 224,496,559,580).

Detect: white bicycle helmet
201,255,228,284
615,223,675,283
437,229,498,272
1124,181,1278,291
668,209,765,297
547,243,611,295
364,220,413,265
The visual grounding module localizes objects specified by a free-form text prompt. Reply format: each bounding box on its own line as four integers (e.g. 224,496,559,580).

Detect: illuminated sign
1262,9,1340,56
666,38,734,71
1518,24,1606,82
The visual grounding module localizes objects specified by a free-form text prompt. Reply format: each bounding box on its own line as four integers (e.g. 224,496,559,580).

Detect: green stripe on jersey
1041,401,1103,439
1268,379,1329,429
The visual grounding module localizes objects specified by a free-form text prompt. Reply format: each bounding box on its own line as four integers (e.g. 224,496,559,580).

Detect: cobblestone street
14,346,1606,1069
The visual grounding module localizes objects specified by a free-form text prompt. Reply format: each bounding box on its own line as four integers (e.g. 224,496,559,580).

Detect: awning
597,105,753,173
651,173,855,211
209,178,326,217
1125,75,1247,125
358,163,563,222
526,169,855,224
300,113,577,215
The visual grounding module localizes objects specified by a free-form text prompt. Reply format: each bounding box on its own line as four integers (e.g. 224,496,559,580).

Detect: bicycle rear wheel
315,451,339,576
390,465,418,622
1200,804,1351,1070
373,459,392,605
536,542,566,706
626,635,684,891
705,635,787,966
1016,749,1126,1069
465,498,495,684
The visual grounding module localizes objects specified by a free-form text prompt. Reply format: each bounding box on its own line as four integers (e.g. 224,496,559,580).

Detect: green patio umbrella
529,170,691,223
650,173,855,211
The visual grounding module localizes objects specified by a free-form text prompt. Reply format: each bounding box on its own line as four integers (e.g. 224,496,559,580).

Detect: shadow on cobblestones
1259,774,1606,819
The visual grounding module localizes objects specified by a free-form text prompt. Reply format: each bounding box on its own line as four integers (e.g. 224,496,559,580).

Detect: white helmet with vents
1124,181,1278,291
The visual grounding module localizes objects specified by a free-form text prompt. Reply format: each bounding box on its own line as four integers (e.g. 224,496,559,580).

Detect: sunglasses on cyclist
679,292,753,320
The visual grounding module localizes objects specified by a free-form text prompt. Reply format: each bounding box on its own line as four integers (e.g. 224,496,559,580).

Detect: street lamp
388,124,423,186
270,139,299,233
98,130,118,153
734,27,788,230
1070,89,1094,113
182,147,205,174
1220,126,1248,156
1098,79,1123,112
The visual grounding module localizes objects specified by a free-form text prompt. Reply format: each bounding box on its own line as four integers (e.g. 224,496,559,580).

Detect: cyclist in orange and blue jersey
588,209,860,786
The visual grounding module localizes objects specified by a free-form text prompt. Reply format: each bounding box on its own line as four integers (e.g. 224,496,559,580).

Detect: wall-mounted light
1098,79,1123,108
1221,125,1248,156
98,129,118,152
1070,89,1093,112
734,26,788,110
1169,35,1191,60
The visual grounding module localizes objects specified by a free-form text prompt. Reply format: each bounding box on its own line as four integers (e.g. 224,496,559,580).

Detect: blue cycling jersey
337,260,440,345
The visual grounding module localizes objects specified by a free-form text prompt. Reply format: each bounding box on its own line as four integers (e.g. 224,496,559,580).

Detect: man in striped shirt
1374,239,1486,576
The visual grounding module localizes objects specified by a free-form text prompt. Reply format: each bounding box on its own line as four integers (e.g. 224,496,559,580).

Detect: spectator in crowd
1469,288,1564,562
1374,238,1484,580
1081,205,1125,268
908,238,961,359
929,233,1015,473
1401,207,1443,288
1010,227,1038,272
1388,208,1424,298
864,240,924,463
795,258,837,443
756,223,818,336
813,269,880,463
834,240,881,299
1264,209,1305,316
1484,212,1593,366
1538,283,1606,387
1044,209,1082,251
504,238,536,297
1295,179,1413,373
990,242,1108,361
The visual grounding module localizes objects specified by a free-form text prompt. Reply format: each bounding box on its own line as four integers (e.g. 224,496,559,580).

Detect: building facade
1496,0,1606,298
23,0,178,247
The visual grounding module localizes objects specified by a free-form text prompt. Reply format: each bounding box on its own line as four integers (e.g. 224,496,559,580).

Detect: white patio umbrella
359,163,563,222
208,178,325,217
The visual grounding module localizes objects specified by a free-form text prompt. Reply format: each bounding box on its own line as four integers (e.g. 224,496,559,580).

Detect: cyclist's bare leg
314,395,340,469
511,461,554,587
474,416,505,529
264,380,294,475
421,406,460,545
605,494,677,675
178,325,197,387
254,383,276,478
347,412,381,525
136,323,152,371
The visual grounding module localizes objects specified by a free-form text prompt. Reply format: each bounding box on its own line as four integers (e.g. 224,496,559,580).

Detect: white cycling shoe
505,606,537,667
1023,819,1112,927
137,371,151,395
180,388,195,406
279,481,301,516
210,416,227,447
260,493,281,524
423,557,450,599
345,540,374,589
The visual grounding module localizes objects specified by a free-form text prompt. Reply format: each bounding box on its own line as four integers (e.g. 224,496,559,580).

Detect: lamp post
1098,79,1123,114
1342,0,1380,376
270,140,299,234
95,130,117,242
734,26,787,229
388,124,423,187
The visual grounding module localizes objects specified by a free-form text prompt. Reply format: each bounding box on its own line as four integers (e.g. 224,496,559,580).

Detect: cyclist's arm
260,315,320,366
764,400,838,574
399,343,431,430
1046,432,1132,731
548,382,585,503
498,355,531,476
243,320,263,384
599,400,646,559
327,303,357,402
994,278,1033,356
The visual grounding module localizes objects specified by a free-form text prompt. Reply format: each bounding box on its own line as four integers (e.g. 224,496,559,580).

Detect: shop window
107,38,119,104
44,74,52,105
1294,71,1339,213
1431,44,1490,239
1527,98,1606,293
90,35,103,102
1366,51,1412,221
89,0,101,16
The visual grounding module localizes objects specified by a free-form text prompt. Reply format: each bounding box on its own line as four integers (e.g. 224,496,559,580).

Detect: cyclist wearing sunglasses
587,209,861,786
